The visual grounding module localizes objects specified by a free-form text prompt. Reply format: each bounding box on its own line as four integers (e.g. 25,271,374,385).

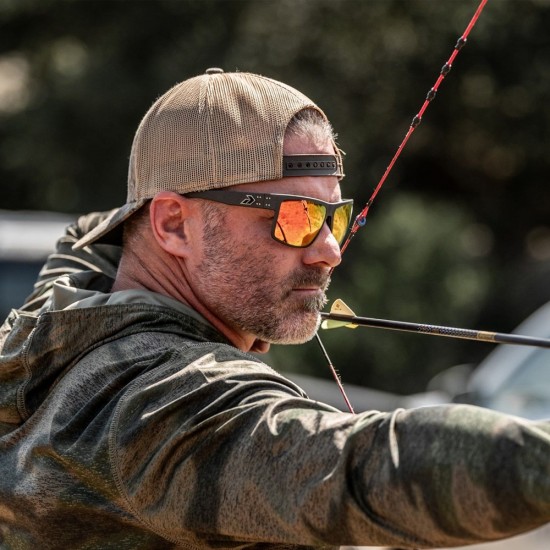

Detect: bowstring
319,0,490,414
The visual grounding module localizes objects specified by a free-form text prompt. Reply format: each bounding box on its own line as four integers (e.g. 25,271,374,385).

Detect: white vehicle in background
0,209,73,319
428,300,550,421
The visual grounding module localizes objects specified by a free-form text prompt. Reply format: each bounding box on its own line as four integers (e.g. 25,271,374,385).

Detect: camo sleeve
19,211,121,313
111,346,550,549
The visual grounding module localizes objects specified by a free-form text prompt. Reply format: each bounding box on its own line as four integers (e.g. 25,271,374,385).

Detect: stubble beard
196,214,330,345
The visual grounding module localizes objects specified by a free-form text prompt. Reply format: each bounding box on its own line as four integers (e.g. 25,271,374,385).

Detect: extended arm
112,350,550,549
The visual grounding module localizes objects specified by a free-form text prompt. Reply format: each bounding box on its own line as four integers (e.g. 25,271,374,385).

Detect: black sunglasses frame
186,190,354,248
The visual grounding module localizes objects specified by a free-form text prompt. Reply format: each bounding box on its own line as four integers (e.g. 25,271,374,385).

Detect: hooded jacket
1,214,550,550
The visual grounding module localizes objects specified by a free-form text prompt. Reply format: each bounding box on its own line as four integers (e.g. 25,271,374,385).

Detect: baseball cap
73,68,344,250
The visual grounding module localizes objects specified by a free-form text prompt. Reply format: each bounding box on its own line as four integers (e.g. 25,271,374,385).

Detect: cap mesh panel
128,72,331,201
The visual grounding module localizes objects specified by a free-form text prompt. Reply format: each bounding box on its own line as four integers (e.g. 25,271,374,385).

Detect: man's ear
149,191,197,258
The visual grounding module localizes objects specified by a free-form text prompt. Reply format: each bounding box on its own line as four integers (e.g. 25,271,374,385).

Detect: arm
112,348,550,549
20,211,121,313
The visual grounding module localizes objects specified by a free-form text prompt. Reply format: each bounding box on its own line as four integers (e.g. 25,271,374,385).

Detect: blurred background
1,0,550,399
2,2,550,547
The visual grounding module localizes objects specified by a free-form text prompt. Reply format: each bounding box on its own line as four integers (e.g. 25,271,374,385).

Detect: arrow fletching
321,299,358,330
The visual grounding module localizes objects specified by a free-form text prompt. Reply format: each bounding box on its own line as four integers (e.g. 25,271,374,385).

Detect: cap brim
72,199,149,250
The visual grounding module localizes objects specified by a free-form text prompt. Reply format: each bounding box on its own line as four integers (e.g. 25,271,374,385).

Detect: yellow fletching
320,299,358,330
331,299,356,316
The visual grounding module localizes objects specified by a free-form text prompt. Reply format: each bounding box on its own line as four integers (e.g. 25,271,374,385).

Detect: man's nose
302,222,342,269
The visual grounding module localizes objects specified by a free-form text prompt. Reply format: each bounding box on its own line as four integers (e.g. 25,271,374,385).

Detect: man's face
191,135,344,345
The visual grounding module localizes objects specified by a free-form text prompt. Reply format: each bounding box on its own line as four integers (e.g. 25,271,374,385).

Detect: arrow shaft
320,312,550,349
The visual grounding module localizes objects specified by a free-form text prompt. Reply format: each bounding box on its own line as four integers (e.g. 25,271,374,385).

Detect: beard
195,208,330,344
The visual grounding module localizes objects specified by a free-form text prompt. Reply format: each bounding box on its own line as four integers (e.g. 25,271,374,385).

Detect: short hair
284,108,338,148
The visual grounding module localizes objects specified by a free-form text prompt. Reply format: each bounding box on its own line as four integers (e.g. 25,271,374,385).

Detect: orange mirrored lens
274,200,327,246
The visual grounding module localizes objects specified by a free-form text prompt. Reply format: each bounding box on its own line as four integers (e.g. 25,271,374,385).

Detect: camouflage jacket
1,214,550,550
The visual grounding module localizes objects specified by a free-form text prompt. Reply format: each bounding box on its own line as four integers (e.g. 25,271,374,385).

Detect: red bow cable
339,0,490,257
323,0,490,414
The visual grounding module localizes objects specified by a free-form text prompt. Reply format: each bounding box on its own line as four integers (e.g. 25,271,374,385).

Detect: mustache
286,268,331,291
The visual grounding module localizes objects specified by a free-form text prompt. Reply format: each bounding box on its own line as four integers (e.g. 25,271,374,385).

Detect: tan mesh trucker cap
73,68,344,250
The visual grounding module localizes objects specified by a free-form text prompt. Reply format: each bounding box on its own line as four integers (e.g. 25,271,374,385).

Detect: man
0,68,549,549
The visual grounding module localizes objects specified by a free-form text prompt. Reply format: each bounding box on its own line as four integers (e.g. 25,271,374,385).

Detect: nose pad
325,214,333,233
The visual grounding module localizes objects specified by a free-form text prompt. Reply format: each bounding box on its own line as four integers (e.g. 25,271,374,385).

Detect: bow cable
316,0,490,413
340,0,489,256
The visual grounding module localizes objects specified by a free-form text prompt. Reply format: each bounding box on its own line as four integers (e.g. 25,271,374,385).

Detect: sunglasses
186,190,353,248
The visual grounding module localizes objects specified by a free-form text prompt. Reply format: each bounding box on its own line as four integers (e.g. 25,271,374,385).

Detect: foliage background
1,0,550,395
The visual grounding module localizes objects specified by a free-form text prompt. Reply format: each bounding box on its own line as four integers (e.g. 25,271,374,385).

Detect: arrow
320,300,550,349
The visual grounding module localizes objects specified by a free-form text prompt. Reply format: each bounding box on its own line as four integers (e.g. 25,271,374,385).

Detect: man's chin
262,311,321,345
